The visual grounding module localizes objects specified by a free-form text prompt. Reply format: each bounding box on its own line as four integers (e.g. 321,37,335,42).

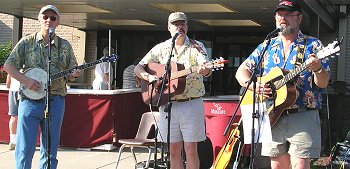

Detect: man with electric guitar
134,12,212,169
235,0,338,169
4,5,80,169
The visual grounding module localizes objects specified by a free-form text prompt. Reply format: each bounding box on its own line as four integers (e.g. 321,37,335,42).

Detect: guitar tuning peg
339,36,344,44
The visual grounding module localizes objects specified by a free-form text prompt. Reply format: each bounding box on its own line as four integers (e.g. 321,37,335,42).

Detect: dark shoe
8,143,15,150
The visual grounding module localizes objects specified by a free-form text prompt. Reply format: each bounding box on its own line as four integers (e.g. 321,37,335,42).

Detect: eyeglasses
275,13,300,20
42,15,57,21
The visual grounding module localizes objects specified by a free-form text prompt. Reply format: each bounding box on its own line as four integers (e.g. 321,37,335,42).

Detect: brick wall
0,13,13,44
0,13,85,65
0,13,86,83
85,31,97,85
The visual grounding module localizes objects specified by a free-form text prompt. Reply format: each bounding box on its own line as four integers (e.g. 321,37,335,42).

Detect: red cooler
203,95,241,162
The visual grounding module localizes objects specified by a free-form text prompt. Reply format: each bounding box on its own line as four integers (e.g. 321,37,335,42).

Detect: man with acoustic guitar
236,0,331,168
134,12,211,169
4,5,80,169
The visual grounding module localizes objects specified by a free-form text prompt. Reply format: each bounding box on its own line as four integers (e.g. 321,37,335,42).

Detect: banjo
21,54,118,100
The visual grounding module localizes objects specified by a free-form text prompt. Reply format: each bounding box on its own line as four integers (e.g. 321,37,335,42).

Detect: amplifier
330,142,350,167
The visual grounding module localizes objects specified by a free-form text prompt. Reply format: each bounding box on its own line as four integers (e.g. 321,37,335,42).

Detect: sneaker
8,143,15,150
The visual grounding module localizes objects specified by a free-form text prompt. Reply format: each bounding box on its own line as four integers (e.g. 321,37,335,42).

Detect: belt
171,97,200,102
283,107,316,115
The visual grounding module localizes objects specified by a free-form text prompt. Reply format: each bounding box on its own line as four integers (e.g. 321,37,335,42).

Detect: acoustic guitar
140,57,227,106
21,54,118,100
240,39,342,127
212,118,242,169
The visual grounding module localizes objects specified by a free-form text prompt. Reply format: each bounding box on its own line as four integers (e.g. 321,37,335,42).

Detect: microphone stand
155,37,177,169
45,32,53,169
149,83,167,169
223,36,273,169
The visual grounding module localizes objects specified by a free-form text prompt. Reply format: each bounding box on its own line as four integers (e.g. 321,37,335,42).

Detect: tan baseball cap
168,12,187,23
39,5,60,16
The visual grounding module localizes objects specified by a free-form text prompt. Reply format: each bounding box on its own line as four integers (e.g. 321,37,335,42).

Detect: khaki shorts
8,91,19,116
261,109,321,158
157,98,206,143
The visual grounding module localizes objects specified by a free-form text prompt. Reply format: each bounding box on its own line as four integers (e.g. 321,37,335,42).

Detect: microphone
266,26,284,39
172,31,180,42
49,27,55,37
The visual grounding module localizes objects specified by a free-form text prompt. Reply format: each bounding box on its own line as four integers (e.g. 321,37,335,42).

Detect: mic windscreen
172,31,180,41
174,31,179,37
279,25,285,33
49,27,55,35
280,25,291,34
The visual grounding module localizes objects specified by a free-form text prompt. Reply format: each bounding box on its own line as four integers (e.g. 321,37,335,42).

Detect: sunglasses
42,15,57,21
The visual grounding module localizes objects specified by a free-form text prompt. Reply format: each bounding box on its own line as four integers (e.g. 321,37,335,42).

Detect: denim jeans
15,96,65,169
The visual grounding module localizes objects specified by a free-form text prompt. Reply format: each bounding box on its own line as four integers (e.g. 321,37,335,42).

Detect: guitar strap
289,35,308,86
295,35,308,68
189,39,207,56
57,36,62,70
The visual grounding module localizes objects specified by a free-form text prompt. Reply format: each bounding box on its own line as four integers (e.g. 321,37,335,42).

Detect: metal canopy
0,0,339,33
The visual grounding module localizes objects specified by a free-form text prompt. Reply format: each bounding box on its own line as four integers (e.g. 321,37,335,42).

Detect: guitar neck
274,39,342,89
170,66,198,80
275,62,308,90
50,59,105,80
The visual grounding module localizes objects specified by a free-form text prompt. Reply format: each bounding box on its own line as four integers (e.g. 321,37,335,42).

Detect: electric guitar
140,57,228,106
240,39,342,127
21,54,118,100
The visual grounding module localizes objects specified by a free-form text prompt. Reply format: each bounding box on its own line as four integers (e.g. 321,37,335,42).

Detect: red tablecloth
0,90,149,148
60,92,148,148
0,90,10,142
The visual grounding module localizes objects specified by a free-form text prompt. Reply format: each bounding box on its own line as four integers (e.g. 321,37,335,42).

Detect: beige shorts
157,98,206,143
261,109,321,158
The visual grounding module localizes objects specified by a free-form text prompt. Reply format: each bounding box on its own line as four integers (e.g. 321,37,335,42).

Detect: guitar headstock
318,37,343,60
102,54,119,63
205,57,229,71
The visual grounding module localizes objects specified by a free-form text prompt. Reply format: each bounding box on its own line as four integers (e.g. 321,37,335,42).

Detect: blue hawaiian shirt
244,31,330,109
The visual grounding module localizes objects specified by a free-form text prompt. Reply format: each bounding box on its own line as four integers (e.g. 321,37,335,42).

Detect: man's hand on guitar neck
307,54,322,73
306,54,330,88
70,69,81,79
197,64,211,77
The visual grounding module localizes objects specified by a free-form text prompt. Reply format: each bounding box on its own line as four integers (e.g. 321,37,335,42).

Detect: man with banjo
4,5,80,169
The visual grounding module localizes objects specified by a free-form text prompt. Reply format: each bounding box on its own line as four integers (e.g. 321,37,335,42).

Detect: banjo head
21,68,48,100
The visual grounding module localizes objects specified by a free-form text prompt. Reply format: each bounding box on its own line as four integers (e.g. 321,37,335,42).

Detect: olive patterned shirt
5,32,78,97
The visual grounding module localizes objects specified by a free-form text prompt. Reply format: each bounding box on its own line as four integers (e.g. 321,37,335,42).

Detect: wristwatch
314,67,323,74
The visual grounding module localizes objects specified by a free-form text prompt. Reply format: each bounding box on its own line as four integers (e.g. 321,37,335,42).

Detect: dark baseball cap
275,0,302,13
